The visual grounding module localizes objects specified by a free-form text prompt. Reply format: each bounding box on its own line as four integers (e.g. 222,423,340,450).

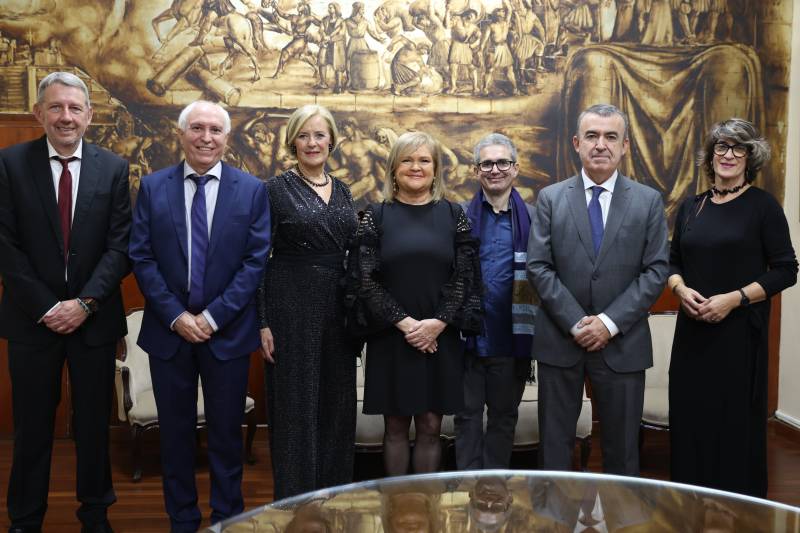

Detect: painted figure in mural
543,0,561,48
190,0,238,46
446,8,481,95
270,1,321,79
129,100,270,531
389,37,431,96
152,0,205,55
670,0,696,44
509,0,546,90
242,0,284,50
412,1,450,83
641,0,674,46
317,2,348,92
611,0,637,41
104,112,153,193
0,71,131,533
346,131,482,478
480,1,519,96
238,111,279,177
668,118,797,498
345,1,387,86
559,0,596,49
330,118,391,201
258,104,359,499
527,103,669,476
703,0,731,43
455,133,536,471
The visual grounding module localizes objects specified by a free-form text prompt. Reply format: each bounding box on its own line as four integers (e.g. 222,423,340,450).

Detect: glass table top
207,470,800,532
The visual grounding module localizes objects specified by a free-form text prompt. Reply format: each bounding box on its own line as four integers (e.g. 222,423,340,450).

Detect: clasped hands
573,315,611,352
43,299,88,335
397,317,446,354
174,312,214,343
674,285,736,324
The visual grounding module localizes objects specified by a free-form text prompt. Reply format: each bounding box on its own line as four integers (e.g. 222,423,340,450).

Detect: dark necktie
54,156,78,263
588,186,604,257
188,175,210,314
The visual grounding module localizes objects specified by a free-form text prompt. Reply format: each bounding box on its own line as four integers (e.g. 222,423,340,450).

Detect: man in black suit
0,72,131,533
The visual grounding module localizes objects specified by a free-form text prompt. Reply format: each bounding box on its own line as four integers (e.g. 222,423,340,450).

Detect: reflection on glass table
207,470,800,532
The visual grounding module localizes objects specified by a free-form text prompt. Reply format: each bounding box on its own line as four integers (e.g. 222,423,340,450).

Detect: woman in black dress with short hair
348,131,482,476
667,118,797,497
258,104,358,499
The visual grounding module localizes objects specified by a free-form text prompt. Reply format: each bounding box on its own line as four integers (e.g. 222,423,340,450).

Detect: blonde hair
284,104,339,154
382,131,446,202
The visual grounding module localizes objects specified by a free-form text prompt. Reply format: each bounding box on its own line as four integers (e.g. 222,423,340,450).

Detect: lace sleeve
350,206,408,327
434,204,483,334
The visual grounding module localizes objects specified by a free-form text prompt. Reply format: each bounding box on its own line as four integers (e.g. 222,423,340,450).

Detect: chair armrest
115,360,134,418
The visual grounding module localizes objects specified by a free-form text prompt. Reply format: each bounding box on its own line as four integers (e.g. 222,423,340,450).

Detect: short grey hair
473,133,518,164
698,117,770,183
37,72,91,107
178,100,231,134
576,103,628,139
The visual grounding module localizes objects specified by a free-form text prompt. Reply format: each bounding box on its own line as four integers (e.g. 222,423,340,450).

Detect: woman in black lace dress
667,118,797,496
348,131,482,476
257,105,358,499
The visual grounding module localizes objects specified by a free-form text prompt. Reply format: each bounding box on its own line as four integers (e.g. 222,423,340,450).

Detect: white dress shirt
170,161,223,332
39,140,84,321
570,169,620,338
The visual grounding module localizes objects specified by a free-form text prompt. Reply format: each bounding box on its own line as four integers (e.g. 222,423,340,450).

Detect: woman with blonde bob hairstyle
257,104,358,499
345,131,482,476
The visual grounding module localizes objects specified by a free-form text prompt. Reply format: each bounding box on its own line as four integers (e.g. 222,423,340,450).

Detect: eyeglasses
713,142,748,158
478,159,515,172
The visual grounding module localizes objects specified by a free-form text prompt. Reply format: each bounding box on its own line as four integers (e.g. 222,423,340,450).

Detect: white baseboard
774,410,800,430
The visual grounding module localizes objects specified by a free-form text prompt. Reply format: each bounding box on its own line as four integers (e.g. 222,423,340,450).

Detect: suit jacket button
592,274,599,280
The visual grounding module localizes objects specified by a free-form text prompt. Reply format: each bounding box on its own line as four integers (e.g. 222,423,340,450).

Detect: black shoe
81,521,113,533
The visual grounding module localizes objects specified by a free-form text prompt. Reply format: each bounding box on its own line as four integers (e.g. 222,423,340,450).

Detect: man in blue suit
129,100,270,532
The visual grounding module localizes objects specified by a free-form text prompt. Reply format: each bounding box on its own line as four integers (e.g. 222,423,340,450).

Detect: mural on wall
0,0,793,223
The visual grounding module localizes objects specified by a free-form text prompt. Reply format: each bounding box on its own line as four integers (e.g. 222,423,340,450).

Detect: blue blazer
129,162,271,360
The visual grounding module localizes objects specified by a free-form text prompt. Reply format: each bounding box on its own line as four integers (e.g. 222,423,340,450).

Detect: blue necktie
588,186,604,257
188,175,209,313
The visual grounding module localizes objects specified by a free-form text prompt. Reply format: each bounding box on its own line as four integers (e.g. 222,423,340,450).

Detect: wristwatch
78,297,99,315
738,289,750,307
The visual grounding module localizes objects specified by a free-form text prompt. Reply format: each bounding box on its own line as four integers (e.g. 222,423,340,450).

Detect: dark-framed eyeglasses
713,142,748,158
478,159,515,172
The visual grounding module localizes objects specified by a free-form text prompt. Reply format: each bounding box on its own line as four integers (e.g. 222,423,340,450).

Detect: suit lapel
167,163,189,262
29,136,64,250
596,175,632,265
566,175,596,262
72,143,100,232
208,162,238,257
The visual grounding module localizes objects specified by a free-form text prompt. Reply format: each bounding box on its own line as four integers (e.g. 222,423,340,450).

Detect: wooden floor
0,420,799,532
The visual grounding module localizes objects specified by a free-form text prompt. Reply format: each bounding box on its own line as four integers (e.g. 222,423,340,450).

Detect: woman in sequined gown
347,132,482,476
257,105,359,499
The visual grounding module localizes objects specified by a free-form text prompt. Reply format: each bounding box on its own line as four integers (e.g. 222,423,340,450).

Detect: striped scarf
466,188,538,358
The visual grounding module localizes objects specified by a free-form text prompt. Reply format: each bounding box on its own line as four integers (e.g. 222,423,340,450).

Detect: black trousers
6,337,116,529
454,354,530,469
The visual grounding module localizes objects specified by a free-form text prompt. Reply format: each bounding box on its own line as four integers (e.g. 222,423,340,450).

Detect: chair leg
579,435,591,471
131,425,144,482
245,411,257,465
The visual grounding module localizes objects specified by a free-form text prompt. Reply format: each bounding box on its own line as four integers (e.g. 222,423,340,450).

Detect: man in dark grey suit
527,103,668,475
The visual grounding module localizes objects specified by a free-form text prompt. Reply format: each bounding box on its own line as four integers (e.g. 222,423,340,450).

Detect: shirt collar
183,161,222,181
581,169,618,193
46,138,82,160
480,189,513,214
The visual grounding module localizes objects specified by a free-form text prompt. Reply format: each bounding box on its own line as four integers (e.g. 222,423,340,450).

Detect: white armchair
115,309,257,481
641,312,678,439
